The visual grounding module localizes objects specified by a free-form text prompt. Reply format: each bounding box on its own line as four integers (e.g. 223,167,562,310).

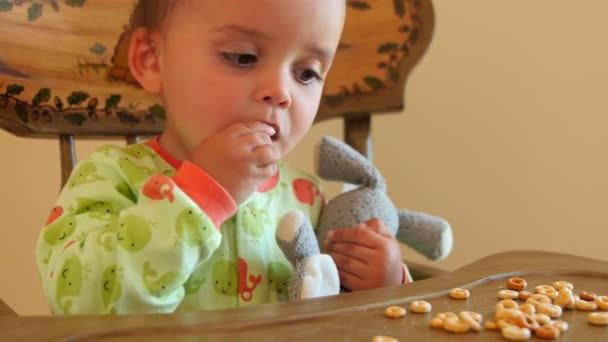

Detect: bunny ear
314,136,386,191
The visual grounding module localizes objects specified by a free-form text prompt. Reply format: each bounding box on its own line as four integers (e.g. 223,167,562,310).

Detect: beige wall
2,0,607,315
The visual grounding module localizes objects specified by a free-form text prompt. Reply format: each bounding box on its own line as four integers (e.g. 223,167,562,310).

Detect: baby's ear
128,27,163,94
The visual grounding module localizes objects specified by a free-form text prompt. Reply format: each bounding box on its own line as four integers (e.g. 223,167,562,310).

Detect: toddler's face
155,0,345,157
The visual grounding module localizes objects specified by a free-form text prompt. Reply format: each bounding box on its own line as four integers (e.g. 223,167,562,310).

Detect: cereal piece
518,290,533,301
549,320,569,332
536,303,562,318
534,313,551,325
552,281,573,291
384,306,406,319
588,312,608,326
429,317,444,329
496,308,523,322
459,311,481,332
534,325,560,339
497,299,520,311
576,298,598,311
372,336,398,342
579,291,597,302
553,287,573,308
535,285,558,300
506,277,527,291
565,294,576,310
436,312,458,320
449,288,470,300
596,296,608,310
497,319,516,331
520,303,536,315
513,313,540,331
502,326,531,340
485,320,498,330
526,294,552,306
409,300,432,313
460,311,482,323
443,316,469,333
498,290,519,300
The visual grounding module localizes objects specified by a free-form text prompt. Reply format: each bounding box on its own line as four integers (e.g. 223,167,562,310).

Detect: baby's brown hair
129,0,184,30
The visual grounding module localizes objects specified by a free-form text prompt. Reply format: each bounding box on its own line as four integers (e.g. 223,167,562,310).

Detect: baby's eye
222,53,258,67
294,69,322,85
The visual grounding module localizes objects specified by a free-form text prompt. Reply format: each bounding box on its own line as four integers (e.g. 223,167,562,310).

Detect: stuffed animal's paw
276,210,304,243
298,254,340,300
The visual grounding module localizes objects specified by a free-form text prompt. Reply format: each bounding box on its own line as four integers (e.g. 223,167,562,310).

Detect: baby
36,0,407,315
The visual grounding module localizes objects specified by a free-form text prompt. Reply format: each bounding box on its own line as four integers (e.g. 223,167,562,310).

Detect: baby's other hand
324,218,403,291
190,121,280,204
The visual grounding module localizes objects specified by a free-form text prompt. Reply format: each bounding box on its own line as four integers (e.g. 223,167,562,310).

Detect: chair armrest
0,297,17,316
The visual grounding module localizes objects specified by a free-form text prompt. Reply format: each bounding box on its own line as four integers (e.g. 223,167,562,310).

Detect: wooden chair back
1,0,434,185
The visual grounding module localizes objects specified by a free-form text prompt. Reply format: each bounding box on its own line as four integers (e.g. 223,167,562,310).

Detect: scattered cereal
449,288,470,300
409,301,432,313
384,306,406,319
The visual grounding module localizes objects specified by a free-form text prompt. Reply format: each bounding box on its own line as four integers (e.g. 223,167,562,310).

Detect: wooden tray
1,251,606,341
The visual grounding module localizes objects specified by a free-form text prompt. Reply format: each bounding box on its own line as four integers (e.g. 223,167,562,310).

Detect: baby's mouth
268,123,280,142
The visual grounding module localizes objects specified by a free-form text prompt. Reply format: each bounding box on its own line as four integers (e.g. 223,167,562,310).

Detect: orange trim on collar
145,136,182,169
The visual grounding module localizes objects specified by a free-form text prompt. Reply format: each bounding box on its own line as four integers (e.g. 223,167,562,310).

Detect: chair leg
59,134,76,188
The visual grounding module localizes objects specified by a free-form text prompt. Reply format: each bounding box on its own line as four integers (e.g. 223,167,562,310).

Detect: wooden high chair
0,0,443,315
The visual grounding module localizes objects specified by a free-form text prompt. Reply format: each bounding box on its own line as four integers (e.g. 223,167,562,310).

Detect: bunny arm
276,210,340,300
396,209,453,261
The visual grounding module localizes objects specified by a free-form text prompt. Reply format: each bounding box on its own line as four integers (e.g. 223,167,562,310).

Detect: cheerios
565,294,576,310
485,320,498,330
535,324,560,339
536,303,562,318
443,316,469,333
461,311,482,323
520,303,536,315
513,313,540,331
553,287,573,308
497,299,519,311
498,289,519,300
496,308,523,322
449,288,470,300
497,319,515,331
518,290,533,300
506,277,527,291
534,313,551,325
580,291,597,302
502,326,531,340
372,336,398,342
549,320,569,332
436,312,458,320
459,311,481,332
576,298,598,311
526,294,552,306
552,281,573,291
384,306,406,319
588,312,608,326
429,317,444,329
596,296,608,310
535,285,558,300
409,300,432,313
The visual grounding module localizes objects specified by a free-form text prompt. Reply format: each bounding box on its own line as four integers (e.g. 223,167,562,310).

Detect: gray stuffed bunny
276,136,453,300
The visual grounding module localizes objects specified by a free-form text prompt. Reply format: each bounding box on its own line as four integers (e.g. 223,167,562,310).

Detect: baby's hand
324,218,403,291
190,121,280,204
